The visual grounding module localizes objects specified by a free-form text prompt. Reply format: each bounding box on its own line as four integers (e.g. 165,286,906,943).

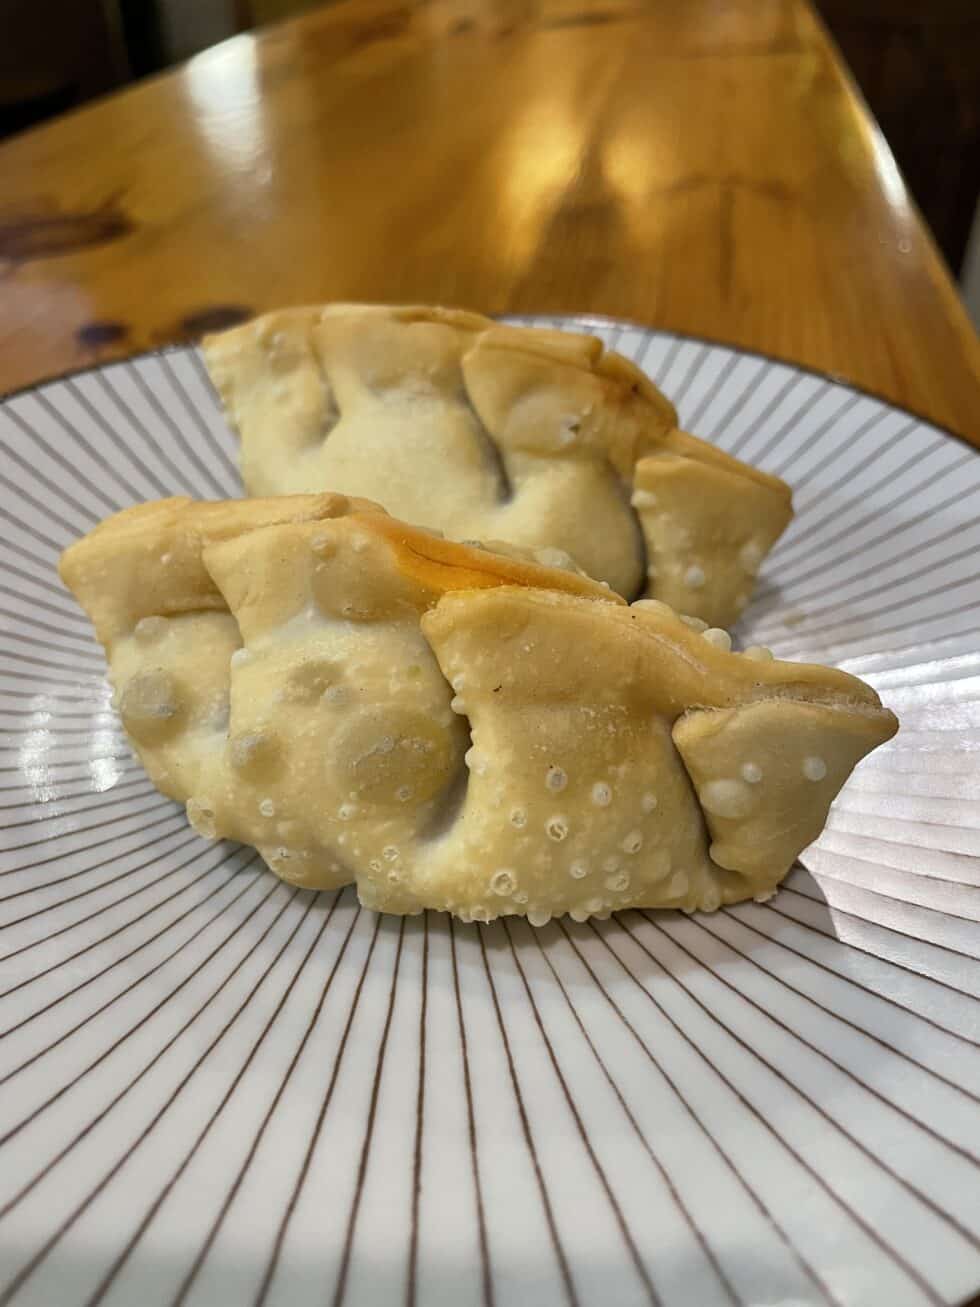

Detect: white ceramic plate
1,317,978,1307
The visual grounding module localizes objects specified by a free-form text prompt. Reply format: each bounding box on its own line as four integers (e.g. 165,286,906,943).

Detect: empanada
202,305,793,628
60,495,897,923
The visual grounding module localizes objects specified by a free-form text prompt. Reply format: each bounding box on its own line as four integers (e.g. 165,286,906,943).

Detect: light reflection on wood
0,0,977,442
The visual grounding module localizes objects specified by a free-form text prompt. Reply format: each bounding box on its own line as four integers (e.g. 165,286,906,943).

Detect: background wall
153,0,240,64
962,204,980,328
816,0,980,283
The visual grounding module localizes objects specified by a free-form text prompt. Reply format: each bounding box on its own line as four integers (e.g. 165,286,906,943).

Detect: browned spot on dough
179,306,254,337
76,321,130,349
0,196,133,263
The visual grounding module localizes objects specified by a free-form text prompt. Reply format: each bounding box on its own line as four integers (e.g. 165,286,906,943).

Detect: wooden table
1,0,978,444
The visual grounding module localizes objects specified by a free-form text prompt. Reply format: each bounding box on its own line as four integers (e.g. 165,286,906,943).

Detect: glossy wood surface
1,0,978,441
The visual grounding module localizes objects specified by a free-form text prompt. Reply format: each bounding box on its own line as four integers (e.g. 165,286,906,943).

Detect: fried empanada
60,497,896,922
202,305,792,628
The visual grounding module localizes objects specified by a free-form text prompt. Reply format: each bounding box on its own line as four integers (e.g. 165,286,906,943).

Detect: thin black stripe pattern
0,323,978,1307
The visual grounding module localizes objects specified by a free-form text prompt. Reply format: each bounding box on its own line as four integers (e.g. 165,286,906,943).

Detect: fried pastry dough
60,496,896,923
202,305,793,628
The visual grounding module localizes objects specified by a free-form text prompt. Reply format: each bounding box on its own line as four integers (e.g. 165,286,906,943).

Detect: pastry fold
202,305,793,627
60,496,896,923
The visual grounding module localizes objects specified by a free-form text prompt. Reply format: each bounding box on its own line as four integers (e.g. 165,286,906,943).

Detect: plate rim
3,312,979,1307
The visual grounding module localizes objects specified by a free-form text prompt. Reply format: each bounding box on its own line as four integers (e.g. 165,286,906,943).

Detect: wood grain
0,0,978,442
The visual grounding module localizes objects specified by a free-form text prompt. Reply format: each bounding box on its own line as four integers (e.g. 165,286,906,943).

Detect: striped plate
1,317,978,1307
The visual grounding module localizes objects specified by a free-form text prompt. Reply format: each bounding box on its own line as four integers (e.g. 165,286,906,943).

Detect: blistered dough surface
202,305,793,627
60,496,897,923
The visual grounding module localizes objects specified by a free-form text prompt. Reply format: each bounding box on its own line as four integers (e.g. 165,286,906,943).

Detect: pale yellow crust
57,492,383,646
202,304,793,627
60,497,895,923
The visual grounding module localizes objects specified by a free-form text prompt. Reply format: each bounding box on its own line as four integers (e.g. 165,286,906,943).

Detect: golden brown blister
202,304,792,627
60,498,896,922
